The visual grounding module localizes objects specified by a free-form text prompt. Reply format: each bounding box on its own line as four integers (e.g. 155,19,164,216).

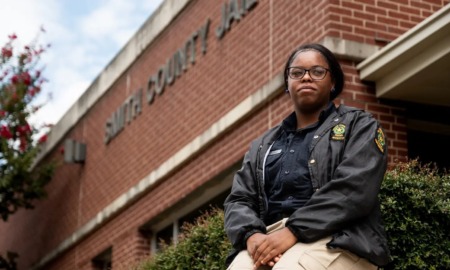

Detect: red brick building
1,0,449,269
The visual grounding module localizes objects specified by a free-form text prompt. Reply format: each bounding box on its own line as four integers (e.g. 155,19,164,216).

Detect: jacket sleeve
286,112,388,242
224,140,267,250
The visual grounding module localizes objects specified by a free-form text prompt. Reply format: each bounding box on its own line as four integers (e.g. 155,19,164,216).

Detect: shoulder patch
331,124,346,141
374,127,385,153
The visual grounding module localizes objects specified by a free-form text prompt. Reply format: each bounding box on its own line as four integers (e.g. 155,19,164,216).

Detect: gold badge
331,124,346,140
374,127,385,153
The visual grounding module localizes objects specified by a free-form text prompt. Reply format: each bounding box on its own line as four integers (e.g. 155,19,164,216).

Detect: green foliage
137,209,231,270
380,161,450,270
136,161,449,270
0,32,54,222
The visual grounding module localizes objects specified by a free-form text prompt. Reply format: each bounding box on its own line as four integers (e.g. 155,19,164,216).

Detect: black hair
283,43,344,100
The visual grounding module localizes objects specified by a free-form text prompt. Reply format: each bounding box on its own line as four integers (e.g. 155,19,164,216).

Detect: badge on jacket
331,124,346,140
374,127,386,154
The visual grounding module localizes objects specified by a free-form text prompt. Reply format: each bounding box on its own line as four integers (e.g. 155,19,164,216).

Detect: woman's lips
298,86,317,92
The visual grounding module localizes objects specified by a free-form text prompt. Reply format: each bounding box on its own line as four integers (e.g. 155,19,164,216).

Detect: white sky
0,0,164,128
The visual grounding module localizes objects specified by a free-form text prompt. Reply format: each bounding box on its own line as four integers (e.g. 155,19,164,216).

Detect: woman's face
287,50,334,114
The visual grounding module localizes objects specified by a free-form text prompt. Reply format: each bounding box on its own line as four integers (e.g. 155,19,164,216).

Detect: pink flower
22,72,31,85
17,124,32,136
1,47,12,58
10,72,32,85
19,137,27,151
29,87,37,97
0,125,13,139
11,75,19,84
38,134,47,144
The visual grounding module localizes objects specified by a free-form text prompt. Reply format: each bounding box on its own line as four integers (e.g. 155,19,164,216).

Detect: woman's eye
291,71,303,77
312,69,325,76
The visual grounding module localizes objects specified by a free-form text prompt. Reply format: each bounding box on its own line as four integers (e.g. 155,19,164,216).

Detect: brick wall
336,59,408,164
326,0,450,45
0,0,448,269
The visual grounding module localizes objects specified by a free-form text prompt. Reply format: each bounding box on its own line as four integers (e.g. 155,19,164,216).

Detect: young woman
224,43,390,270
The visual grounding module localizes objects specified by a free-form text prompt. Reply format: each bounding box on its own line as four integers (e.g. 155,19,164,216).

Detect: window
406,103,450,172
178,190,229,231
140,161,239,255
408,129,450,171
149,189,230,253
152,223,176,252
92,247,112,270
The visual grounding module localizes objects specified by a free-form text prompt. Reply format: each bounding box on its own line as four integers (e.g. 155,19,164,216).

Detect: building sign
104,89,142,144
216,0,258,39
146,19,210,105
104,0,258,144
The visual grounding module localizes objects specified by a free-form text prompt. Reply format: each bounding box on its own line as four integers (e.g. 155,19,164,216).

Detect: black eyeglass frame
287,66,330,81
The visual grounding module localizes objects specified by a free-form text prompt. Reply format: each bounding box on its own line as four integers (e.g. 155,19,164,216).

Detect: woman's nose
301,70,313,81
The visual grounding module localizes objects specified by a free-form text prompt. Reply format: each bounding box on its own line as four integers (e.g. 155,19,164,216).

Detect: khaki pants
227,219,377,270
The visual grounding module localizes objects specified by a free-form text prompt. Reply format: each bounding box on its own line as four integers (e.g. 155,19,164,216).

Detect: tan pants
227,219,377,270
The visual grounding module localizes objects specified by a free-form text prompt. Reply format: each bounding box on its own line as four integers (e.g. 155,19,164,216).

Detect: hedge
136,209,231,270
136,161,450,270
380,161,450,269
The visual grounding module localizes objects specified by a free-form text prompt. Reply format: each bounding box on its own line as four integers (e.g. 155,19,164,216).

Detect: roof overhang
357,4,450,107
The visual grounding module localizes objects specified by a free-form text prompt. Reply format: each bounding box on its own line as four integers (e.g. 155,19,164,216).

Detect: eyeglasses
287,66,330,81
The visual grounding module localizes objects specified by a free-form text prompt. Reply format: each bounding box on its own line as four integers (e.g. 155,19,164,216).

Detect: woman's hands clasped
246,227,297,269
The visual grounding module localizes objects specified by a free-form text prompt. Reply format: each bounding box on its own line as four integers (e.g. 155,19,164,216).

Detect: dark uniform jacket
224,105,390,266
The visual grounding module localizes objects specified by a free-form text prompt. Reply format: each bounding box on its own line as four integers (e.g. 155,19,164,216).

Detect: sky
0,0,164,128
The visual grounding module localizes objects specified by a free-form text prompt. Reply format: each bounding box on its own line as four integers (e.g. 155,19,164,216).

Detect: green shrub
136,161,450,270
137,208,231,270
380,161,450,270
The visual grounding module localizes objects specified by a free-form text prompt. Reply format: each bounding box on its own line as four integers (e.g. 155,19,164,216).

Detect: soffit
357,4,450,107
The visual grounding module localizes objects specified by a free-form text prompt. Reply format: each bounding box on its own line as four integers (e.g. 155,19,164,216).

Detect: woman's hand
267,254,282,267
246,228,297,269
